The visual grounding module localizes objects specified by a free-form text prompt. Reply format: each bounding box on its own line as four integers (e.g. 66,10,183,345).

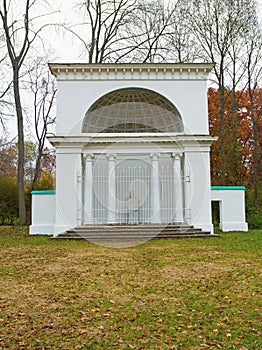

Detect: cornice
48,134,217,147
48,62,215,81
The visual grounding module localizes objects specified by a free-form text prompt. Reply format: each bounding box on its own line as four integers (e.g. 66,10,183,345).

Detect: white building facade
29,63,248,236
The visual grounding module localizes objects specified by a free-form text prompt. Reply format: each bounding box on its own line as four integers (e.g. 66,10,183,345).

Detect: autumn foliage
208,87,262,191
0,87,261,224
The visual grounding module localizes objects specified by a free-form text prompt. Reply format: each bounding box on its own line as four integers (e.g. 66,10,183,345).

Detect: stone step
65,228,203,235
56,233,208,239
53,224,217,240
66,224,200,232
70,224,190,230
62,229,203,235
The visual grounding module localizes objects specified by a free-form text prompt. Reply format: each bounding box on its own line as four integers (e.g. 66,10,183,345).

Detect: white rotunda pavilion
29,63,248,237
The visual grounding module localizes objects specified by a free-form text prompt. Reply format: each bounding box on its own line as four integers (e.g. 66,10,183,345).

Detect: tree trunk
253,120,258,208
32,145,43,190
249,90,258,208
13,67,26,225
232,87,238,183
219,83,226,185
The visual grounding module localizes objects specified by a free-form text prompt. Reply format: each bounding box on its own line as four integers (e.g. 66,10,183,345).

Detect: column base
174,216,184,223
107,220,117,224
52,225,72,236
83,219,94,225
194,223,214,235
150,219,161,224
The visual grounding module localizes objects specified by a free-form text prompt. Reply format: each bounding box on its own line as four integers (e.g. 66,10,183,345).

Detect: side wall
30,150,83,236
211,187,248,231
30,191,56,235
30,187,249,235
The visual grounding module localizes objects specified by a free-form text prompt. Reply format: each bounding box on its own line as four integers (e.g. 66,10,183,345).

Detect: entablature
48,134,217,149
49,62,215,81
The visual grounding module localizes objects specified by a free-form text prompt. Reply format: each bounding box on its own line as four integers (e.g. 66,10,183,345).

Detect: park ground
0,227,261,349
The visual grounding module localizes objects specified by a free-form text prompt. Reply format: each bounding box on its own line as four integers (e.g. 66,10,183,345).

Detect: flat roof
48,62,215,80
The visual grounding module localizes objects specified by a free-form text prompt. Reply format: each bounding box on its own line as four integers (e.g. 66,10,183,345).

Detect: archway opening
82,87,183,133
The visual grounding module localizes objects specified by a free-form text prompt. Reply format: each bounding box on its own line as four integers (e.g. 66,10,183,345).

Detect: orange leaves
208,86,262,186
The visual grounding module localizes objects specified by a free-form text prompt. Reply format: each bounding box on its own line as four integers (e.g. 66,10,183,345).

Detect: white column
84,154,94,224
183,158,191,224
107,154,117,223
172,153,184,222
76,169,83,226
150,153,161,223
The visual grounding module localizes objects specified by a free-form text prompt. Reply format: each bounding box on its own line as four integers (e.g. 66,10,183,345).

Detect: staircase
53,224,217,243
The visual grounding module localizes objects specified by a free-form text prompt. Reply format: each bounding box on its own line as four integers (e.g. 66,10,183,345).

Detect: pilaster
107,154,117,223
172,153,184,222
150,153,161,223
84,154,94,224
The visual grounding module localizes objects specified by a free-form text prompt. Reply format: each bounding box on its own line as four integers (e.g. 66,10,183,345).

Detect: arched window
82,88,183,133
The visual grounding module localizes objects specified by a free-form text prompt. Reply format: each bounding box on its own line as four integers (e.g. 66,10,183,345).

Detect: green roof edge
31,190,56,195
211,186,246,191
31,188,246,194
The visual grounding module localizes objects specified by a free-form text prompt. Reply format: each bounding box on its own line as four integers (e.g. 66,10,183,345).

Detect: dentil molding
48,62,214,81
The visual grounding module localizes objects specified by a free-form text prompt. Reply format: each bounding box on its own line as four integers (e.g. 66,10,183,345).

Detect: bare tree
0,0,53,224
65,0,136,63
190,0,257,184
245,25,262,208
0,30,12,135
223,2,260,185
63,0,178,63
114,0,177,63
0,140,17,178
166,0,200,62
27,59,56,190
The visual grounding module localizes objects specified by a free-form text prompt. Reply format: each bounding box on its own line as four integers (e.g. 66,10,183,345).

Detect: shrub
0,176,19,225
246,188,262,229
36,173,55,190
246,207,262,229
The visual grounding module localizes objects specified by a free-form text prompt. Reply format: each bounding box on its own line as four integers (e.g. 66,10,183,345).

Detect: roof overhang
48,62,215,81
48,134,218,148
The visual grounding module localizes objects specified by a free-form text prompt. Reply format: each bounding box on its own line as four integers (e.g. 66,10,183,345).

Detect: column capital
150,153,160,161
85,154,94,162
172,152,183,160
106,153,117,160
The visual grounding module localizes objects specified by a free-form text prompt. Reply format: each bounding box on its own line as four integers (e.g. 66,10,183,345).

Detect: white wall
56,80,209,136
211,187,248,231
184,145,213,234
53,148,82,236
29,187,249,235
30,191,55,235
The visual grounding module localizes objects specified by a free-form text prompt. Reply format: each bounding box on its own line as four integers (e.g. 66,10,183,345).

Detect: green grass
0,227,261,349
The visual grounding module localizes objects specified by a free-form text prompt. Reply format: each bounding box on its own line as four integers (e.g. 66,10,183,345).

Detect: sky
2,0,262,143
49,0,262,62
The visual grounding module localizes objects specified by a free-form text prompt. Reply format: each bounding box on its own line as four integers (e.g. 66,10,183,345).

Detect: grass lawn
0,227,261,349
